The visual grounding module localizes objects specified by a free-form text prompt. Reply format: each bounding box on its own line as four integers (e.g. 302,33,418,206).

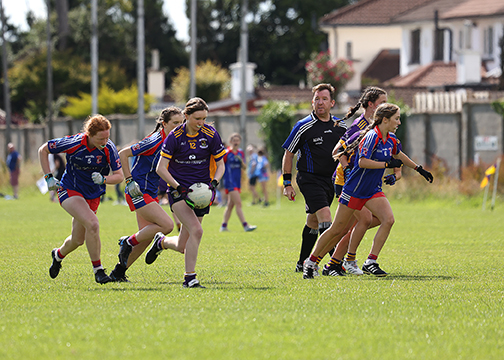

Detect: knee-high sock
298,225,318,264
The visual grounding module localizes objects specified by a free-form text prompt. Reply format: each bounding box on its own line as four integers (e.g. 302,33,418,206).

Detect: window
410,29,420,64
484,27,494,56
346,41,352,59
434,29,444,61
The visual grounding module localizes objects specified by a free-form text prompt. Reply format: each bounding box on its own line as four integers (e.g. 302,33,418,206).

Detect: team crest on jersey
199,139,208,149
361,146,368,156
132,144,141,151
49,142,57,149
96,155,103,164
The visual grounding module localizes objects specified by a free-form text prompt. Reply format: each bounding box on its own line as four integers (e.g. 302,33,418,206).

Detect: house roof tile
441,0,504,19
392,0,465,23
385,61,487,88
362,49,400,82
320,0,433,26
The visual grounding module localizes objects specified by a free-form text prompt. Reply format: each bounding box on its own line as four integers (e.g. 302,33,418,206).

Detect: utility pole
239,0,249,147
189,0,197,98
0,0,12,147
46,0,54,138
91,0,98,115
137,0,145,138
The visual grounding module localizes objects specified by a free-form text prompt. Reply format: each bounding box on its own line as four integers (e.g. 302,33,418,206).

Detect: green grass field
1,187,503,359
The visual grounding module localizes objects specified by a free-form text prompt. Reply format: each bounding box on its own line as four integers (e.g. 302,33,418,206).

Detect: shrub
8,50,128,123
256,101,297,170
62,84,154,119
305,51,354,100
169,60,230,104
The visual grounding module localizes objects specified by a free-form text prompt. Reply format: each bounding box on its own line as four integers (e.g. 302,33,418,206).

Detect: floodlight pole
0,0,12,147
189,0,197,98
46,0,54,139
91,0,98,115
239,0,249,148
137,0,145,138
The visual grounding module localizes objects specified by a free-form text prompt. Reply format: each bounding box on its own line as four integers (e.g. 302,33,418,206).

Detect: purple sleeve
209,130,226,161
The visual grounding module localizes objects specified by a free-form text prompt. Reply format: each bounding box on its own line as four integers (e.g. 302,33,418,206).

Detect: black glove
343,166,352,182
385,158,403,168
209,179,219,191
170,185,194,208
415,165,433,183
209,179,219,205
383,174,396,186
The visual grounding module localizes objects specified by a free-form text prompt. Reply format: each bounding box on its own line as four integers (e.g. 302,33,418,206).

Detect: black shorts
334,184,343,198
249,176,258,186
297,172,335,214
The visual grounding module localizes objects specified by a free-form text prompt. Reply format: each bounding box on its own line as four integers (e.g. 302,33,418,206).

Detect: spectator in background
256,147,271,207
246,144,260,205
6,143,21,199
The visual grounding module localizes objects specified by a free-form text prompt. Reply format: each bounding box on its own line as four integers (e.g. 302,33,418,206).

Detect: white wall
321,25,402,91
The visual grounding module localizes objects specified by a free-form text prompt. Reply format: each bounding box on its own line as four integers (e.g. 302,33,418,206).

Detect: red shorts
126,192,158,211
339,191,385,211
224,187,241,194
58,189,101,213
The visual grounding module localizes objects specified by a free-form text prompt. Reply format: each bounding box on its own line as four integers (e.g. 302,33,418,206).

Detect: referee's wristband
283,180,292,187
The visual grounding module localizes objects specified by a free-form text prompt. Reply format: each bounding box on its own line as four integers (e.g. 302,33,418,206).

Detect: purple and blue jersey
47,133,121,199
129,128,167,197
160,123,226,189
223,147,245,190
339,114,369,150
282,112,347,177
343,127,402,199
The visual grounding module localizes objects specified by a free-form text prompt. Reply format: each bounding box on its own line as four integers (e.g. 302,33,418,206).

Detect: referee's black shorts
296,171,335,214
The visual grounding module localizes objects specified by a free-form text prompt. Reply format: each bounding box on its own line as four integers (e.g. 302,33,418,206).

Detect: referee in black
281,83,347,272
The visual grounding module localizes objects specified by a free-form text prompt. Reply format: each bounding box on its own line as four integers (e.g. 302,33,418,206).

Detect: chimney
148,49,166,101
229,62,257,101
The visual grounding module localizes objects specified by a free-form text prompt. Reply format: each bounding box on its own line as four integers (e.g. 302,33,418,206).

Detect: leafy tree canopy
189,0,350,85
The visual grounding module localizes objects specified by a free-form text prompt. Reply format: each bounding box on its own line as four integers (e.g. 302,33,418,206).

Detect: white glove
125,177,142,198
91,172,105,185
44,173,61,191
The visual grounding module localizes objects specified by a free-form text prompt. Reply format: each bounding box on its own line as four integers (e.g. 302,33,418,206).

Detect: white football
187,182,213,209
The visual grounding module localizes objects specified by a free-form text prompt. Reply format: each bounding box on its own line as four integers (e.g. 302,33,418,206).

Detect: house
319,0,433,94
392,0,503,80
320,0,504,106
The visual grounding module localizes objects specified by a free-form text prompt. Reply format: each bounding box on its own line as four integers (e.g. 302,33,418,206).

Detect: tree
4,0,188,120
256,101,297,170
189,0,349,85
169,60,230,104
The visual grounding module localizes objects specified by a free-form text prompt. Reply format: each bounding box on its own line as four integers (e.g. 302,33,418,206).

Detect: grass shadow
379,274,455,281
